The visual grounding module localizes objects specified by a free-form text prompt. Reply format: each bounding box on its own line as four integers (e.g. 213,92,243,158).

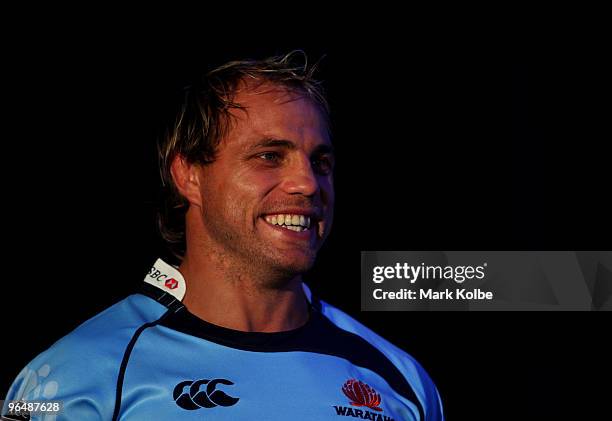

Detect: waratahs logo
333,379,395,421
342,379,383,411
173,378,239,411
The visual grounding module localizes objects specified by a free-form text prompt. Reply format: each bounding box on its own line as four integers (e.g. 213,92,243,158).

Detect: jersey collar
143,258,317,307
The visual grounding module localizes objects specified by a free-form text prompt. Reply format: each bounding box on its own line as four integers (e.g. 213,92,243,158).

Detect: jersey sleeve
3,294,168,421
404,354,445,421
3,335,119,420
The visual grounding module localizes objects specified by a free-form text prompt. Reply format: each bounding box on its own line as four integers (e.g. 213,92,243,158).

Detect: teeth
263,213,313,229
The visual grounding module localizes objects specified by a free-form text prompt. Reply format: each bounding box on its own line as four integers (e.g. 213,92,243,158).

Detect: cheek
239,171,279,194
223,172,277,213
320,177,335,203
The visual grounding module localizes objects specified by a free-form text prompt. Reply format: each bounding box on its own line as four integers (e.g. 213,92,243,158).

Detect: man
3,52,444,420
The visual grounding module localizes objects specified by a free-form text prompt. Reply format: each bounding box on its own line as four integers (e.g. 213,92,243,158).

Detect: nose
281,154,319,197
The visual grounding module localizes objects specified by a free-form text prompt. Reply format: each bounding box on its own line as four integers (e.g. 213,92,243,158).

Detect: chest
117,337,419,420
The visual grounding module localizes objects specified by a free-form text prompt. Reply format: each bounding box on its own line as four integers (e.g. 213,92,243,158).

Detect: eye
258,151,282,162
312,155,334,175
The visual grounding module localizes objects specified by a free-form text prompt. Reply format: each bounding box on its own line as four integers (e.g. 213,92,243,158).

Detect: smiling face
190,82,335,278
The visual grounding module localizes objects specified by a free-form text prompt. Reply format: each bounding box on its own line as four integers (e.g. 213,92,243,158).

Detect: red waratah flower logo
342,379,383,411
165,278,178,289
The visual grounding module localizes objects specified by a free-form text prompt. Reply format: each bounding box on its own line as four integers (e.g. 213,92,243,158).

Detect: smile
263,214,311,232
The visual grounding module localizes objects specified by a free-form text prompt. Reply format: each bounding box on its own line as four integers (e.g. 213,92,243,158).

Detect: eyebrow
248,137,335,155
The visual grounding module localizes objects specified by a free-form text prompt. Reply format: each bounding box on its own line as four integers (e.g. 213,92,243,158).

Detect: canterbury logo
342,379,383,411
173,378,239,410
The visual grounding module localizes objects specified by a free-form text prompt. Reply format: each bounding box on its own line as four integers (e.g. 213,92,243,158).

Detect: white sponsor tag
144,258,187,301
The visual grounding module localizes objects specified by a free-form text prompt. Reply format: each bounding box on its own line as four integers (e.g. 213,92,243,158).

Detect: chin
271,252,317,278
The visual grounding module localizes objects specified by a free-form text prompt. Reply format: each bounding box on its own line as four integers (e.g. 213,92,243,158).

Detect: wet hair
157,50,330,261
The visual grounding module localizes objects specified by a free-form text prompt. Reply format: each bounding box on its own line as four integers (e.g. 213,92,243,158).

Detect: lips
262,208,322,220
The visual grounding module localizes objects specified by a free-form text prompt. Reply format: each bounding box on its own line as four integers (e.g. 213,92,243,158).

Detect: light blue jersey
3,259,444,420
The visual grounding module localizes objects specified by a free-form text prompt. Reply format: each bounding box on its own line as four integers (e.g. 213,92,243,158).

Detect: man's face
193,83,335,279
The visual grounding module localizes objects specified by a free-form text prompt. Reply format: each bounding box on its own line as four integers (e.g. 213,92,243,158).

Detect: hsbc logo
148,267,167,281
143,259,186,301
148,266,180,290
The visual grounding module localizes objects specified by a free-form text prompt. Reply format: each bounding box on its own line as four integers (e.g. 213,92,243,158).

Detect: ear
170,155,203,207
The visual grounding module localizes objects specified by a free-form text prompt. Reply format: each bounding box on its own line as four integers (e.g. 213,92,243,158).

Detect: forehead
225,81,331,148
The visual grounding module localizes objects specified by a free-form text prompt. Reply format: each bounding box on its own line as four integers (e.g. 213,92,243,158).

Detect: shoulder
3,293,168,420
318,299,445,420
319,299,425,380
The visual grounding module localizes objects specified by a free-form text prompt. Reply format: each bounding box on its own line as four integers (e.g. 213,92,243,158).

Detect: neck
178,235,310,333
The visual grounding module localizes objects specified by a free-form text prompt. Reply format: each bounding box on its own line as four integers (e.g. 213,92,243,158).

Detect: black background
3,15,610,420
